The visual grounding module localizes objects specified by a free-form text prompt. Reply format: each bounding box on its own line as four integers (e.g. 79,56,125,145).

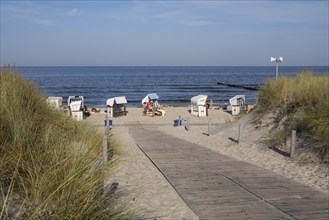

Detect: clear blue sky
1,0,328,66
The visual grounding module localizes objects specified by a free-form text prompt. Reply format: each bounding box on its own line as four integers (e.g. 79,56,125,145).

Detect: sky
0,0,328,66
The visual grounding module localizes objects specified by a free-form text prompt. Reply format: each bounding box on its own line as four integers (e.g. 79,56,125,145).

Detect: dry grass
256,71,329,159
0,68,128,219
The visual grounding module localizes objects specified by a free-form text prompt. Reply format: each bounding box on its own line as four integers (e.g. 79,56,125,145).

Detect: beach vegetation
256,71,329,160
0,68,128,219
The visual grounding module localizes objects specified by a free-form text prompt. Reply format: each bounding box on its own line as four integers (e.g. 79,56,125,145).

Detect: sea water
16,66,328,108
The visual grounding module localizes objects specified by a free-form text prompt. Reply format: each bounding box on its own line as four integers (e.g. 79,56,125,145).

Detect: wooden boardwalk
129,125,328,220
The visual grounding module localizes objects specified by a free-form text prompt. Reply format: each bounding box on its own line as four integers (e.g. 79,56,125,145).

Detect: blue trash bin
104,120,113,126
173,119,179,127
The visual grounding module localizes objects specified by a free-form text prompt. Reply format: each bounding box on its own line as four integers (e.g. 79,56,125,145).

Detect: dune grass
257,71,329,159
0,68,127,219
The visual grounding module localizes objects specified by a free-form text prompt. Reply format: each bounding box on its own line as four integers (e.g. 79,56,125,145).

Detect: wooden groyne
217,81,260,90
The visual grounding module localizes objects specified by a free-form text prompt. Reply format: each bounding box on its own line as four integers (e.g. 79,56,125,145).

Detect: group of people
143,100,165,116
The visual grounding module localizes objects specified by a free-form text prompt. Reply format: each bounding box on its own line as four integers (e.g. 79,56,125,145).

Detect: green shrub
257,71,329,159
0,68,127,219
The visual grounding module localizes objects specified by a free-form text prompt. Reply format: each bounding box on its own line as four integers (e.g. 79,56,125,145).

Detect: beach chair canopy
69,100,82,111
47,96,63,109
107,96,127,107
141,93,159,104
68,96,84,108
191,95,208,106
229,95,245,106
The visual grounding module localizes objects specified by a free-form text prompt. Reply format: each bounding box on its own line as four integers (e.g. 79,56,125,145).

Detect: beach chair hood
69,100,82,111
229,95,245,106
142,93,159,104
191,95,208,106
107,96,127,107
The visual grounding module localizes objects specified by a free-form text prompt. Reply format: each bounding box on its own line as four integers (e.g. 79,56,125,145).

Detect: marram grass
257,71,329,159
0,68,128,219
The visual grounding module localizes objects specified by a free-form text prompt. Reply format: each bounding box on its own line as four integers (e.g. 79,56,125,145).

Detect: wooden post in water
208,118,212,136
238,124,242,144
290,130,296,158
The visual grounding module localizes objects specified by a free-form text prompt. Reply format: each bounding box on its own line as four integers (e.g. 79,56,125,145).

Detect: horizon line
7,65,329,68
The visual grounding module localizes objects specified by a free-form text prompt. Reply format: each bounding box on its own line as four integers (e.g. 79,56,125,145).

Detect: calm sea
16,66,328,108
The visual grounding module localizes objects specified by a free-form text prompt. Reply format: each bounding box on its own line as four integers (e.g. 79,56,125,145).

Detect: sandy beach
85,106,328,219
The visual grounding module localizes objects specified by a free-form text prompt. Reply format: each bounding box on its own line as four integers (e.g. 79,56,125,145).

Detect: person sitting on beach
154,100,160,109
146,102,151,111
83,105,91,117
148,101,154,112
